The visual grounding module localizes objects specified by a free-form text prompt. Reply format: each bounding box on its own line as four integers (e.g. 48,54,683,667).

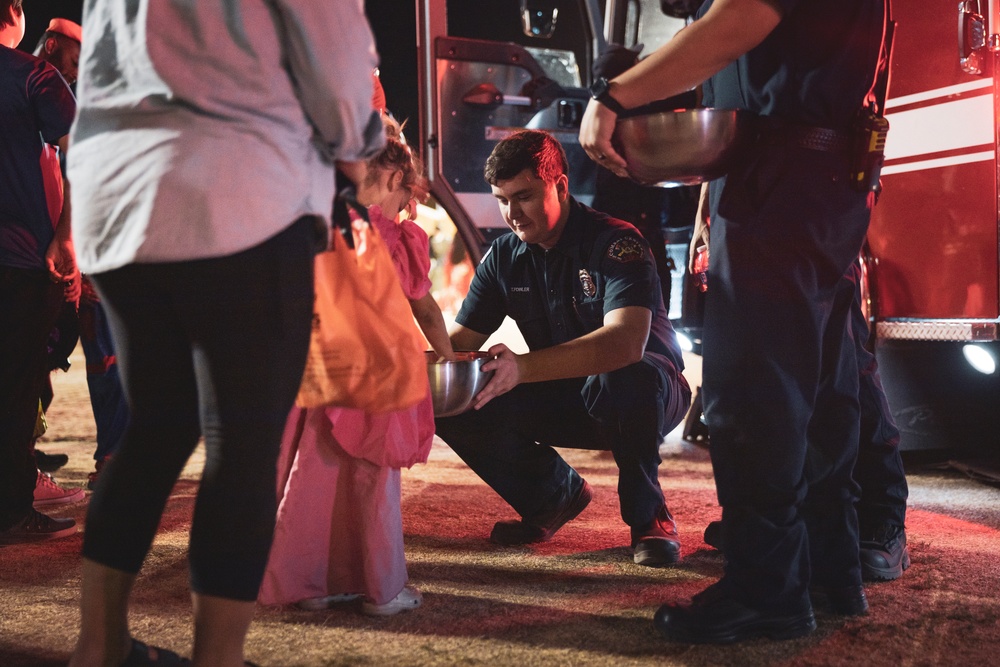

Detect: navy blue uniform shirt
698,0,885,130
456,198,685,374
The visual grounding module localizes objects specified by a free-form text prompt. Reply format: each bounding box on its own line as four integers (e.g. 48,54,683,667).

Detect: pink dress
259,206,435,606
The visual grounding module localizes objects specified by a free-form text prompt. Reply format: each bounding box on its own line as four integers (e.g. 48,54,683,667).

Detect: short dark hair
33,31,77,57
1,0,23,30
484,130,568,186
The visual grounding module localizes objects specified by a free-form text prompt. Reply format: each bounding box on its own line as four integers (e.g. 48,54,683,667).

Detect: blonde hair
365,115,429,202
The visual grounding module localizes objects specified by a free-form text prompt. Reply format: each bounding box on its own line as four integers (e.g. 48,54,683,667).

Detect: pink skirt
259,407,409,606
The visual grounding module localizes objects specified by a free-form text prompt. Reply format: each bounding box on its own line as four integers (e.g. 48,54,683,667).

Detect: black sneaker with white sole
0,509,77,545
34,449,69,473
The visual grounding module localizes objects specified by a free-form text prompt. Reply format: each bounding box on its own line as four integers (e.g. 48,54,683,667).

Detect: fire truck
407,0,1000,450
866,0,1000,450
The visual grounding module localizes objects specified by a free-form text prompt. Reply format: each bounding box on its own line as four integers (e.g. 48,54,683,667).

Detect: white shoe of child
296,593,361,611
360,585,423,616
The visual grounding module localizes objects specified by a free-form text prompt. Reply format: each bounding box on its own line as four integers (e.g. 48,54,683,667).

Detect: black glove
593,42,643,81
660,0,704,19
519,76,564,110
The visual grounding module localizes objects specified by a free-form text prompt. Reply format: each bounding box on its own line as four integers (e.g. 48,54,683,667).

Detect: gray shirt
69,0,384,273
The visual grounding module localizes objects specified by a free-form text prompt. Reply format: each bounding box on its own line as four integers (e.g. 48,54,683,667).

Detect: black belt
757,118,853,154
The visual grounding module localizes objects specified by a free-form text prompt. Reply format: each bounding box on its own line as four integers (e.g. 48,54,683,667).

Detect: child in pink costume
259,115,454,615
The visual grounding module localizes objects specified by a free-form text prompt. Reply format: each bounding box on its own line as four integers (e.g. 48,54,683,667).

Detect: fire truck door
420,1,602,261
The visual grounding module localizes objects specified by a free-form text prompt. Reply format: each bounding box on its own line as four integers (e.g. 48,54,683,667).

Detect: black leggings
83,217,315,601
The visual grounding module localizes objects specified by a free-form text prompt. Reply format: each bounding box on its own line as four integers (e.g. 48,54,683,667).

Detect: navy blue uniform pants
848,264,908,534
435,356,689,529
83,217,315,601
703,143,871,612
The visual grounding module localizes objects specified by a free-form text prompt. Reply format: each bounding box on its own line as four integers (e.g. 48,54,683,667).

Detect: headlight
962,344,997,375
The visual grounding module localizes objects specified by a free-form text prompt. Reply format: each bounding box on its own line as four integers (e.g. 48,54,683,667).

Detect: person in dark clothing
32,17,80,87
0,0,81,546
589,42,701,311
702,262,911,583
581,0,889,643
847,263,910,582
30,17,128,490
434,130,691,568
28,16,95,485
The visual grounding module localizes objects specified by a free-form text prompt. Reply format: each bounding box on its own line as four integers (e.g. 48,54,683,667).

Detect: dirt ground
3,346,1000,666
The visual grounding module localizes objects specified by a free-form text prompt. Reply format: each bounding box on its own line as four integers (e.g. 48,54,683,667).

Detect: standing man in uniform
581,0,887,642
0,0,80,545
434,129,691,568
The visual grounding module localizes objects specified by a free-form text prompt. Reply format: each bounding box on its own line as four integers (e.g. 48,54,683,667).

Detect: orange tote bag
296,221,428,413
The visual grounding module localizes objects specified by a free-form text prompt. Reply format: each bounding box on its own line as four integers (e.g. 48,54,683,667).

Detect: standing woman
66,2,384,666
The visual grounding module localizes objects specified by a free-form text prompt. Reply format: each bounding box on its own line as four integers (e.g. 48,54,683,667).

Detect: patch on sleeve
606,236,645,263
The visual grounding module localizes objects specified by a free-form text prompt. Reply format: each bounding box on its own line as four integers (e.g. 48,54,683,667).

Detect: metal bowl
426,351,495,417
613,108,755,187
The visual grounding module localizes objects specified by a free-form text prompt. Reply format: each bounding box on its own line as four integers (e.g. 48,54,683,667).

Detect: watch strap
590,77,627,115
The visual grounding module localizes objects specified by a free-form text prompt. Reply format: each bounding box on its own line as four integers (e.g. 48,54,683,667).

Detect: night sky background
21,0,421,135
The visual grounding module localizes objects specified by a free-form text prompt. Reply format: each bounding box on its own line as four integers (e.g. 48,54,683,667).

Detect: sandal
120,638,191,666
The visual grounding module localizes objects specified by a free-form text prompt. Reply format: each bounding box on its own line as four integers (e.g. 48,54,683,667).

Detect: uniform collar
525,197,584,258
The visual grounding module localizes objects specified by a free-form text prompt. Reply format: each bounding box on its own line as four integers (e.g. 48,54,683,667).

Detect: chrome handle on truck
960,0,988,74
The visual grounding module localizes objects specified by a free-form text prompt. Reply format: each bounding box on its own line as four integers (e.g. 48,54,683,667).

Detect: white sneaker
361,585,423,616
295,594,361,611
33,470,85,508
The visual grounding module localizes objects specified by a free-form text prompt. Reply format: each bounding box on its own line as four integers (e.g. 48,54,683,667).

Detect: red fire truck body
863,0,999,448
415,0,1000,450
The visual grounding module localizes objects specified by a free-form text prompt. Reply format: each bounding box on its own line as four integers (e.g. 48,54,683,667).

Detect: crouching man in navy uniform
434,130,691,567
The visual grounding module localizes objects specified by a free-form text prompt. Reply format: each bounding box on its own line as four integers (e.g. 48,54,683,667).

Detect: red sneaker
33,470,85,508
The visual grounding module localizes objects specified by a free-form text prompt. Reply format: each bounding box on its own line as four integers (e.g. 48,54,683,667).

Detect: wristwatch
589,77,628,115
